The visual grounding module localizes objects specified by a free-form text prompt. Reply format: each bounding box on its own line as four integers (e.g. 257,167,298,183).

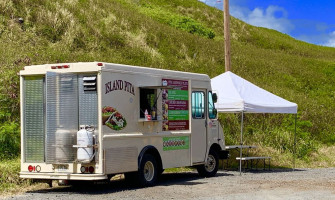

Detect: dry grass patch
125,29,163,61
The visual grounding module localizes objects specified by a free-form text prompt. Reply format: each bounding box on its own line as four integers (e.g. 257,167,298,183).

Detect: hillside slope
1,0,335,166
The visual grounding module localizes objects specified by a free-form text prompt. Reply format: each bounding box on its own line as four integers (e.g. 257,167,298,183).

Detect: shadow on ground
232,168,306,174
26,171,234,195
25,168,303,195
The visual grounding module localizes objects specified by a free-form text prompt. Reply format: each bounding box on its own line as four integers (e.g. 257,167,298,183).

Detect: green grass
0,158,50,196
0,158,29,194
138,3,215,39
164,167,194,173
1,0,335,193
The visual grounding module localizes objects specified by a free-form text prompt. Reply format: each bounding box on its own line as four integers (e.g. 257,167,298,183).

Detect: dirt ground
4,168,335,200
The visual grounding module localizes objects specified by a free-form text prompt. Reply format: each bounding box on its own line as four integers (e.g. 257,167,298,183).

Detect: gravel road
6,168,335,200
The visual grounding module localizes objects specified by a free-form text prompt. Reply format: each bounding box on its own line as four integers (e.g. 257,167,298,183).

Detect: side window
192,91,205,119
140,88,157,118
208,91,217,119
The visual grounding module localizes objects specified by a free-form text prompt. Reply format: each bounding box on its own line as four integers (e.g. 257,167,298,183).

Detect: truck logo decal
105,80,135,95
102,106,127,130
163,136,189,151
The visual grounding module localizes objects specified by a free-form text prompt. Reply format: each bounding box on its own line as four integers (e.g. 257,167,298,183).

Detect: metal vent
23,76,45,162
83,76,97,91
105,147,138,174
79,74,98,127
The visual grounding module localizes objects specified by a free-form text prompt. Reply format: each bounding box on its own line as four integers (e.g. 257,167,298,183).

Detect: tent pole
293,114,297,171
240,111,244,175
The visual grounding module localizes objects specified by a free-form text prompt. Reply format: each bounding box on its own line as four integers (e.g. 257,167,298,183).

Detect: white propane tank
77,126,94,162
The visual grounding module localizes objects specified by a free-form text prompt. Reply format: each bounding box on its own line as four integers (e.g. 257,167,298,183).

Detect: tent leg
293,114,297,171
240,112,244,175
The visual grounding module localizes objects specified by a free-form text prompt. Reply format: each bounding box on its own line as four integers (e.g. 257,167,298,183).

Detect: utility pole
224,0,231,71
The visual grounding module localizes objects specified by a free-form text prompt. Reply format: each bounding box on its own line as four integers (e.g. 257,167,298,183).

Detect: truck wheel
197,150,219,177
138,154,158,187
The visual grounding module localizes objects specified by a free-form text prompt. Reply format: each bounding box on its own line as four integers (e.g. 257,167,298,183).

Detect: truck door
45,72,79,163
208,91,220,145
191,90,207,163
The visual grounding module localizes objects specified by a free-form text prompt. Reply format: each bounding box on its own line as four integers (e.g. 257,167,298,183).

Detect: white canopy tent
211,71,297,114
211,71,298,174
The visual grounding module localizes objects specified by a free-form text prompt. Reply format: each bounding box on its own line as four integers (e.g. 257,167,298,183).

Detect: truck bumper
20,172,107,180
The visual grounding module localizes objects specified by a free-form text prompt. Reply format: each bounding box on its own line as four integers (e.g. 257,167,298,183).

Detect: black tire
197,150,219,177
138,154,158,187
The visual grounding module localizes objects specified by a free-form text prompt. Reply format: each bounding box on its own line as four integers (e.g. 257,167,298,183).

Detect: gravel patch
5,168,335,200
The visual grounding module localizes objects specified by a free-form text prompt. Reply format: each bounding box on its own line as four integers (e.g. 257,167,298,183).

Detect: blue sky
200,0,335,47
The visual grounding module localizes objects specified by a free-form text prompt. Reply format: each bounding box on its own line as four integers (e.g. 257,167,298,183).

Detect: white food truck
19,62,228,186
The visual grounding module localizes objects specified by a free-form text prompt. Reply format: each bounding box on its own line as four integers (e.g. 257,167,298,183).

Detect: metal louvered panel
46,72,78,163
78,75,98,128
105,147,138,174
83,75,97,91
23,76,45,162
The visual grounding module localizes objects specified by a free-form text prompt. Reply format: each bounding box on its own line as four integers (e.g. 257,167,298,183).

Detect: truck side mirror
212,93,218,103
214,108,217,117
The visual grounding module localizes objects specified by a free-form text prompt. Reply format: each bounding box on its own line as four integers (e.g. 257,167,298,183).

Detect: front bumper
20,172,107,180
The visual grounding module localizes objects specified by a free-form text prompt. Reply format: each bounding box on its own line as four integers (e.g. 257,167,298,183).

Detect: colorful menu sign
162,79,189,131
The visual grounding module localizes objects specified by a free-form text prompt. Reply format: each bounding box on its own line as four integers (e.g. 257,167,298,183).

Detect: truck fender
138,146,163,171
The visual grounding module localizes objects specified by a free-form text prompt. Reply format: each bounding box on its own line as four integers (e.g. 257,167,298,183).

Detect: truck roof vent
83,76,97,92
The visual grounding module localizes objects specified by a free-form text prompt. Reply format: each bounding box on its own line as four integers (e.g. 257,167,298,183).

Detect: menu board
162,79,189,131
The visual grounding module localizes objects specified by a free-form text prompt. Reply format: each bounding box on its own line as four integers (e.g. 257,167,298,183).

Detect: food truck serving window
192,92,205,119
140,88,157,118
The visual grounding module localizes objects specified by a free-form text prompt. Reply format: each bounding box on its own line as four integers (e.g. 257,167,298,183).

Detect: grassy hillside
1,0,335,192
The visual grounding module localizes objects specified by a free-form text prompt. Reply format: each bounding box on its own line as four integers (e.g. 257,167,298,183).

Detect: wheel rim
205,155,216,172
144,161,155,181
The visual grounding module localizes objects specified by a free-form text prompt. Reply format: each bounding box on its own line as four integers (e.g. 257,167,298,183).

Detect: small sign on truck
19,62,228,186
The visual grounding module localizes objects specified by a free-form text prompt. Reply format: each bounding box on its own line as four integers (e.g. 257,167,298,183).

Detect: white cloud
230,5,295,34
323,31,335,47
199,0,334,47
